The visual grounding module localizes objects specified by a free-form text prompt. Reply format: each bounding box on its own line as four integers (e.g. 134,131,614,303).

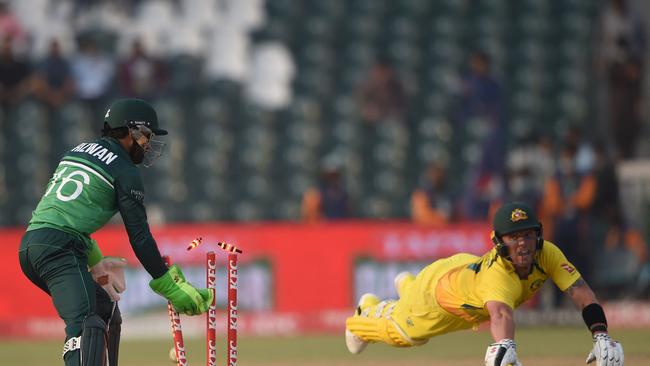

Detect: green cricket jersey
28,137,168,278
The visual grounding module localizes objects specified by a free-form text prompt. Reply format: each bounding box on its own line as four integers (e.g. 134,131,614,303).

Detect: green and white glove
149,265,213,315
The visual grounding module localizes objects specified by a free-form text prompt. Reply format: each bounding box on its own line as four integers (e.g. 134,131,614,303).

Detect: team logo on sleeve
130,189,145,203
560,263,575,274
510,208,528,222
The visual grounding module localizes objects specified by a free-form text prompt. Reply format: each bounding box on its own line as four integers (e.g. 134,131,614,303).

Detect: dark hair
102,122,129,139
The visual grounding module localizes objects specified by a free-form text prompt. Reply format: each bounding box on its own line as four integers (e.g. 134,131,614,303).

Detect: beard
129,138,145,164
510,246,535,273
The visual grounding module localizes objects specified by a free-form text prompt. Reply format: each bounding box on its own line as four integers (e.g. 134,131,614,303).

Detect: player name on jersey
70,142,119,165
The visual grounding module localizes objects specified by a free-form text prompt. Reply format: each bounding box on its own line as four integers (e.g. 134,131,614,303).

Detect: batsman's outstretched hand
149,265,214,316
90,256,127,302
586,333,624,366
485,339,522,366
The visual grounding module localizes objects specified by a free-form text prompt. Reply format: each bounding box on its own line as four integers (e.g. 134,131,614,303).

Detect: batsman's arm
564,278,608,334
485,301,515,342
565,278,598,310
566,278,625,365
484,301,522,366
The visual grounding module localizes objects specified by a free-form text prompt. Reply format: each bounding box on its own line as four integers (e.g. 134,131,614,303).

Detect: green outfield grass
2,327,649,366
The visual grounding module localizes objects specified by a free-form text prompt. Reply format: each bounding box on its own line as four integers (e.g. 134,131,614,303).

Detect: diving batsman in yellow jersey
345,202,625,366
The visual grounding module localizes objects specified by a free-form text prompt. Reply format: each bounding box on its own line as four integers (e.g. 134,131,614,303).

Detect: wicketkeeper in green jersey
18,99,213,366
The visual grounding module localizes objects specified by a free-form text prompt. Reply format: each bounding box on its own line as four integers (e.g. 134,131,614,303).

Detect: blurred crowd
0,0,293,114
301,0,650,300
0,0,647,299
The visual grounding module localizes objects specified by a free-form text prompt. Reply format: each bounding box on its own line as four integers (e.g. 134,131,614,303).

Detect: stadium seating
0,0,599,225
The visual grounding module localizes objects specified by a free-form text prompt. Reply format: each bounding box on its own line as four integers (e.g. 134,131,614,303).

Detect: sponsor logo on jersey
130,189,145,203
530,279,544,291
406,317,414,327
510,208,528,222
560,263,575,274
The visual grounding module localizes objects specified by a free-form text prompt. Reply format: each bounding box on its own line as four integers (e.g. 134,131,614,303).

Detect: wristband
582,303,607,334
87,239,103,267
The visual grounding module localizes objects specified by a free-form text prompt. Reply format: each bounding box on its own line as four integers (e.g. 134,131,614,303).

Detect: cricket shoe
394,271,414,298
345,293,380,354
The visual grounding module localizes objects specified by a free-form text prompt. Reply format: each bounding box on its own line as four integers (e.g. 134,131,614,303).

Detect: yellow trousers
346,253,478,346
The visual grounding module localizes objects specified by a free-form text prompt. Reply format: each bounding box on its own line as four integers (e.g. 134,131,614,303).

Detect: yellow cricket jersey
392,241,581,339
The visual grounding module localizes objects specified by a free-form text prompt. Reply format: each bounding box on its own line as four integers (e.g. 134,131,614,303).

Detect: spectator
564,126,595,175
457,51,506,220
31,38,75,108
70,37,116,116
503,167,541,210
541,142,597,292
117,38,168,100
597,0,645,160
301,160,351,222
357,60,406,124
590,142,621,226
0,35,30,106
457,51,504,132
0,1,25,43
489,135,554,227
603,210,648,266
507,134,556,195
410,163,454,227
588,141,647,295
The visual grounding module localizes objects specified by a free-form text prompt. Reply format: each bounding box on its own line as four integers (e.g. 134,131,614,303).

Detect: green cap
493,201,540,237
104,98,167,135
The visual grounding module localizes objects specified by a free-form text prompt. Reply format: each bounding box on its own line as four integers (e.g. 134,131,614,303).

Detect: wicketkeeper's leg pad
107,304,121,366
95,285,120,366
81,314,107,366
346,300,427,348
62,314,108,366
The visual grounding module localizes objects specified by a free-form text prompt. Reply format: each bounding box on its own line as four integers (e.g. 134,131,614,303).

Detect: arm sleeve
115,171,168,279
539,241,582,291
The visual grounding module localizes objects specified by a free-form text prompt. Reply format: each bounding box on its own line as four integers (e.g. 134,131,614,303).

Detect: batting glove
485,339,522,366
586,333,624,366
90,256,127,302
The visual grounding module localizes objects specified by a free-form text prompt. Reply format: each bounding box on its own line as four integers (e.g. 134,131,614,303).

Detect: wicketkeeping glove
90,256,127,302
586,333,624,366
485,339,522,366
149,265,214,316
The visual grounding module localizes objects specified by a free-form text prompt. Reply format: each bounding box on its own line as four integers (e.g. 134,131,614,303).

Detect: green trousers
19,228,120,365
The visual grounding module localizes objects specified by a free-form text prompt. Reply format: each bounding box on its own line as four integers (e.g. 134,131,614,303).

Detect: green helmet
104,98,167,136
492,201,541,237
492,201,544,258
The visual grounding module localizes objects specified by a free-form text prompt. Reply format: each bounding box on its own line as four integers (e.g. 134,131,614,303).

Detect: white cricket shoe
394,271,414,298
345,293,380,354
345,329,366,354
